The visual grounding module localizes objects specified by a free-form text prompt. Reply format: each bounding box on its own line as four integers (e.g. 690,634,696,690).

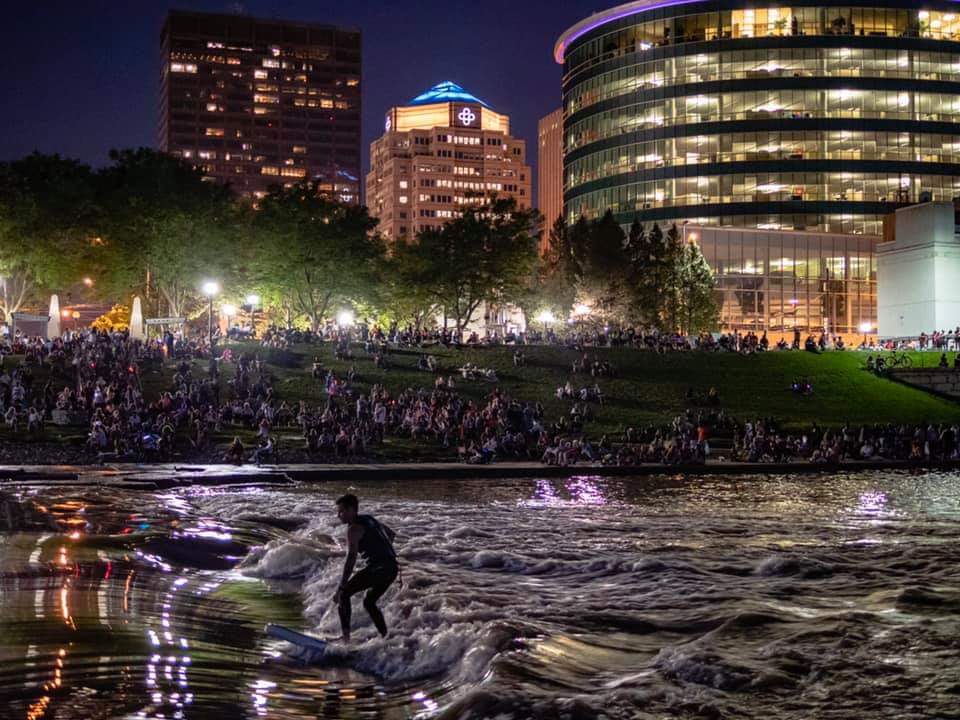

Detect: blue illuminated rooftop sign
408,81,490,108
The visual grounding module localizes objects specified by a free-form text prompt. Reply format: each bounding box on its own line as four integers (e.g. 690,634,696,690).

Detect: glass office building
556,3,960,234
682,225,877,335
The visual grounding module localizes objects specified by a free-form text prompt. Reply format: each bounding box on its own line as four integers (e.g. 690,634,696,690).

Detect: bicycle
877,352,913,371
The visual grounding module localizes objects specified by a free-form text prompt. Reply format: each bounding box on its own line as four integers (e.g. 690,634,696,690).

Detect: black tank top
355,515,397,567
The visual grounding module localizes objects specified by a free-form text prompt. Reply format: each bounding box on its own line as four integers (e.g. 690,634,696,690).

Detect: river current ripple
0,472,958,719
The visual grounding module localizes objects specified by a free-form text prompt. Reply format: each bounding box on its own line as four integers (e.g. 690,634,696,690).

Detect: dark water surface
0,472,958,719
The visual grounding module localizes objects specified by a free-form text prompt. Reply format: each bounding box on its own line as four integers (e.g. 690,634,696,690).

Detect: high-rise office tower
537,107,564,252
160,10,361,202
366,81,532,243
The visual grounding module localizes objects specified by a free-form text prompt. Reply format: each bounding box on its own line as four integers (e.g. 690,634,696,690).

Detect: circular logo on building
457,107,477,126
384,115,392,132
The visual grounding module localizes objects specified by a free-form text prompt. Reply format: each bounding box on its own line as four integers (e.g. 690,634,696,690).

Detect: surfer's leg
337,591,353,639
339,567,376,640
362,567,398,637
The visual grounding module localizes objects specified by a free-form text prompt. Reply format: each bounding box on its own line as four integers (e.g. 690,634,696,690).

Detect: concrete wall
892,369,960,399
877,202,960,337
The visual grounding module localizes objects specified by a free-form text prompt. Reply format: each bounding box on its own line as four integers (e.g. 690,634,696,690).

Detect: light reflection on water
0,471,957,719
524,476,608,507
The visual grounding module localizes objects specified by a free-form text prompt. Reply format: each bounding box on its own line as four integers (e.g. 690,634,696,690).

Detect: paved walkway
1,459,959,489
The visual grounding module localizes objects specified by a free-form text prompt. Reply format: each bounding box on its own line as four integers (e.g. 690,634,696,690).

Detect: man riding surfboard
332,493,400,642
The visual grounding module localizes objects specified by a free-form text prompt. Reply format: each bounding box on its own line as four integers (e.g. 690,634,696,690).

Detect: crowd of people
1,321,960,468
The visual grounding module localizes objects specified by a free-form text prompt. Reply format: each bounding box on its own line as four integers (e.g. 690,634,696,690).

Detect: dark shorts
342,564,398,599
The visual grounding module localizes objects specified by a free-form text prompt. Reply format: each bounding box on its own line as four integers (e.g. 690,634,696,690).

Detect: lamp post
202,280,220,348
535,310,555,341
573,304,592,332
245,294,260,337
336,310,355,329
222,304,237,335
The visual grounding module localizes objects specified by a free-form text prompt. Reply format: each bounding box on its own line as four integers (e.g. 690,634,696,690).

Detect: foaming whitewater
207,472,960,719
0,472,958,719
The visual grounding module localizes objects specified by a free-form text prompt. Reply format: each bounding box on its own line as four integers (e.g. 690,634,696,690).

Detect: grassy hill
230,343,960,434
4,343,959,463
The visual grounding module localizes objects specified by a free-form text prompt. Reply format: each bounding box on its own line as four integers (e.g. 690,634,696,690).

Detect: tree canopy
251,181,384,330
389,197,540,331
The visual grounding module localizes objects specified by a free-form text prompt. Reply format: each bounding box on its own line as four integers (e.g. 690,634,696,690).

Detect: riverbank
2,458,959,489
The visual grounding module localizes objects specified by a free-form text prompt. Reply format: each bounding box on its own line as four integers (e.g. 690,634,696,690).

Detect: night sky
1,0,603,203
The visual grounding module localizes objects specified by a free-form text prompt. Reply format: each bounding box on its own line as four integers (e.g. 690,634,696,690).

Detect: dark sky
1,0,601,202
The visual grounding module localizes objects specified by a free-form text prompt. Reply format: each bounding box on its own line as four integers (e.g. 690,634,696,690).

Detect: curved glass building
556,3,960,234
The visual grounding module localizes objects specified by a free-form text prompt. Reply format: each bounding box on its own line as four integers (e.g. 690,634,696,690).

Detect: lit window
399,180,408,189
254,94,279,104
253,107,272,115
170,62,197,73
261,167,279,176
198,151,216,160
280,167,306,177
254,69,268,79
205,128,224,137
206,103,219,112
399,196,408,204
226,57,240,65
262,59,279,68
181,150,193,159
346,78,359,87
320,99,334,109
292,145,306,154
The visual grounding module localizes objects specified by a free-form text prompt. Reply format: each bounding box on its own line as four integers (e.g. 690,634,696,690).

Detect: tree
518,216,579,322
251,182,384,330
96,149,240,319
673,233,719,334
563,210,630,323
391,197,540,331
0,154,99,322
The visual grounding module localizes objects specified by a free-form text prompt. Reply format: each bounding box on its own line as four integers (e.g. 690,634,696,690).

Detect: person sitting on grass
252,435,275,466
225,436,245,464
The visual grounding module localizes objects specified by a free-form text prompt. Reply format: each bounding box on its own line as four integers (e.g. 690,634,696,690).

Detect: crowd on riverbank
1,327,958,468
247,322,960,356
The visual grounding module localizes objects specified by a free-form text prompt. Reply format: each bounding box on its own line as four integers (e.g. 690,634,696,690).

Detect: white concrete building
877,202,960,338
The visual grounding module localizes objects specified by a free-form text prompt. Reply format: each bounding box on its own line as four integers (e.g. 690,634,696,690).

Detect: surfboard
265,624,329,655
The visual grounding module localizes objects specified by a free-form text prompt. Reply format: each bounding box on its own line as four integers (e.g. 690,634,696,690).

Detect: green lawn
232,342,960,434
3,344,959,459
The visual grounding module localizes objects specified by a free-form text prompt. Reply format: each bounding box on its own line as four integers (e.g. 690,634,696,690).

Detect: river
0,471,958,718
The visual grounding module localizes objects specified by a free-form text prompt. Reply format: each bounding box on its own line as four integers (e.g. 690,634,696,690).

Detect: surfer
333,494,399,642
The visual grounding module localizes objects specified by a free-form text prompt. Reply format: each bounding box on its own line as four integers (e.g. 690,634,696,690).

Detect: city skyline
0,0,603,203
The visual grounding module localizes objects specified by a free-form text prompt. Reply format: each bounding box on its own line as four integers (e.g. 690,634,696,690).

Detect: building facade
537,108,565,250
365,81,532,242
159,10,361,202
877,201,960,337
683,224,877,336
556,2,960,235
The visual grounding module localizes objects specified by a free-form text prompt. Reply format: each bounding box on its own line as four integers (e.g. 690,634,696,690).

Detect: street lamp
573,304,592,331
201,280,220,348
222,303,237,333
535,310,555,339
82,277,93,288
336,309,355,328
245,294,260,336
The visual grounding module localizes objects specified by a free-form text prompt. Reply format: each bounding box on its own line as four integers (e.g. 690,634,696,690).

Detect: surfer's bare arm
334,524,363,603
